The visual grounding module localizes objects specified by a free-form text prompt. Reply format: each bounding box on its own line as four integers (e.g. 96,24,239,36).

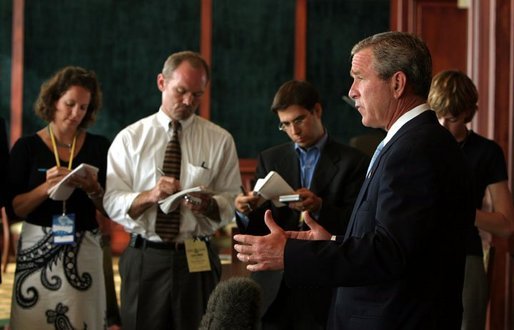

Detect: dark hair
34,66,102,128
162,51,210,82
271,80,321,113
428,70,478,123
351,31,432,99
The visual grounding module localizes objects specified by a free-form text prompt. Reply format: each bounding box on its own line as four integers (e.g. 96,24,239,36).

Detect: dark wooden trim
490,1,514,330
470,3,514,328
294,0,307,80
10,0,24,146
468,4,496,327
239,158,257,192
494,0,513,172
199,0,212,119
390,0,410,31
391,1,514,329
470,0,493,139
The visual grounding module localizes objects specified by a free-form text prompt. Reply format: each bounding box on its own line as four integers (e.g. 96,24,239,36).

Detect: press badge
184,239,211,272
52,213,76,244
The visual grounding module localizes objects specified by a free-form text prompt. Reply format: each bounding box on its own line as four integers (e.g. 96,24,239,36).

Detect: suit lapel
277,144,301,189
344,110,437,239
310,139,339,194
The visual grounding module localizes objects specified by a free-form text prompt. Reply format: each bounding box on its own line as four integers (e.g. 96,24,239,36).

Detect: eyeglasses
278,114,308,131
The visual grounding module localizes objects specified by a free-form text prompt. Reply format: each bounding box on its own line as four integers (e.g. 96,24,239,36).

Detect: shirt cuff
236,210,250,228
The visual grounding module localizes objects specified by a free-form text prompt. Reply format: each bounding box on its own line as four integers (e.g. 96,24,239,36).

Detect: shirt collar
295,130,328,154
157,108,195,131
383,103,430,146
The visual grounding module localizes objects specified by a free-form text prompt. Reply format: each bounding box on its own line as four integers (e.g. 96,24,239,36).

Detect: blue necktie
366,140,385,176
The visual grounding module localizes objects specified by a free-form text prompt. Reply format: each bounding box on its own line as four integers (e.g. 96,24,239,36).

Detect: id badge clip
185,238,211,273
52,213,76,245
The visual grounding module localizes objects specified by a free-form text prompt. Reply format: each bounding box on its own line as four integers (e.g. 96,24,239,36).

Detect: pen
241,185,259,196
157,167,165,176
299,211,306,228
240,185,253,212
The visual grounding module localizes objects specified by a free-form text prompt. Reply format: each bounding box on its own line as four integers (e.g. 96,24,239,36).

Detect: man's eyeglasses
278,115,308,131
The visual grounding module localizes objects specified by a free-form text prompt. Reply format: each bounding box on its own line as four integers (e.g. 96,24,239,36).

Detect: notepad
253,171,295,207
158,186,214,214
48,163,99,201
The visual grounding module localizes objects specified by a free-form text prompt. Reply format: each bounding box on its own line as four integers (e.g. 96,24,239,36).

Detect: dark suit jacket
237,135,369,325
284,111,475,330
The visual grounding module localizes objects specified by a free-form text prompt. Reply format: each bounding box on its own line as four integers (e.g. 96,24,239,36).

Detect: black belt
129,234,210,251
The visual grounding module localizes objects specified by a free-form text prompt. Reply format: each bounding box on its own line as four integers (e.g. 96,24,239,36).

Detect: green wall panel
307,0,390,145
22,0,200,141
211,0,295,158
1,0,389,158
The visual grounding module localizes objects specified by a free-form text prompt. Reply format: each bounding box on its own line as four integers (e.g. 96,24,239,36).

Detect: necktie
155,121,182,242
366,139,385,176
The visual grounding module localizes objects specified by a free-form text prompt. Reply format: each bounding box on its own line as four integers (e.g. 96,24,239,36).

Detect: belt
129,234,210,251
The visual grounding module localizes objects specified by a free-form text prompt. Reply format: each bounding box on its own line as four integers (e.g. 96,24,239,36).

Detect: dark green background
0,0,389,158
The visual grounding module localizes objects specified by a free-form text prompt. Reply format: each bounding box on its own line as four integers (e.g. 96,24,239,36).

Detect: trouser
461,255,488,330
119,236,221,330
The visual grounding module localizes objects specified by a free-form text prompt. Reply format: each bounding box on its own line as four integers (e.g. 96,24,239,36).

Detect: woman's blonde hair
428,70,478,123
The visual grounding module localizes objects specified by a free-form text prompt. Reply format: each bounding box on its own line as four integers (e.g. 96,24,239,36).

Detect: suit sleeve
284,138,472,288
235,152,272,235
316,150,368,234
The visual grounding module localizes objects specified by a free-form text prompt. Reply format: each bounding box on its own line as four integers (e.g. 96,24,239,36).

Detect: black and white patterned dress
8,133,109,329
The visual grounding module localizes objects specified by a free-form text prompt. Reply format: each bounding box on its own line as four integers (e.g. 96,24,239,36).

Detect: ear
313,102,323,118
391,71,407,98
157,73,166,92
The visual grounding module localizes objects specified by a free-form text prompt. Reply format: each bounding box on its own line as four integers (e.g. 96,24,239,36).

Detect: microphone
199,277,261,330
342,95,356,109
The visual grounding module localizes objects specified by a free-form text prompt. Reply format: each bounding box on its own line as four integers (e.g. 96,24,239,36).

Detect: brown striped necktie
155,120,181,242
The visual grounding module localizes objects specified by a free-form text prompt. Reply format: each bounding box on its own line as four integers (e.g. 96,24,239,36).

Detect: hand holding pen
235,185,259,215
153,167,181,202
43,166,70,192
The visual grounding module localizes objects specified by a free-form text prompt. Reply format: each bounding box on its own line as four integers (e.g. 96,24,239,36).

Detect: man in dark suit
235,80,369,329
234,31,475,330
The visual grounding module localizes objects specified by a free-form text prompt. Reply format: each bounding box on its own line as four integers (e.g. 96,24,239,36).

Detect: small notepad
48,163,99,201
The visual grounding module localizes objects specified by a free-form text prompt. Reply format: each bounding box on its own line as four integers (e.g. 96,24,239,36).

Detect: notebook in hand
48,163,99,201
158,186,214,214
253,171,295,207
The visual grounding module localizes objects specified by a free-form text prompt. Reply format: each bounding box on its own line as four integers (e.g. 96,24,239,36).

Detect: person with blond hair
429,70,514,330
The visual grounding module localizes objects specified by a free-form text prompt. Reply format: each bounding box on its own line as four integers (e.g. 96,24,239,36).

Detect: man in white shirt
104,51,241,330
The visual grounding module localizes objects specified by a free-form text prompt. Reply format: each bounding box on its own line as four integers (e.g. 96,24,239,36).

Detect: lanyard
48,125,77,169
48,125,77,214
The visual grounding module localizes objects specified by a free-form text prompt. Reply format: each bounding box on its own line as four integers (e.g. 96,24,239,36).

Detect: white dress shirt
382,103,431,147
104,110,241,242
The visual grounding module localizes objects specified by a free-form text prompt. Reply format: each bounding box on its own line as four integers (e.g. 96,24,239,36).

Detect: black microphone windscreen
199,277,261,330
